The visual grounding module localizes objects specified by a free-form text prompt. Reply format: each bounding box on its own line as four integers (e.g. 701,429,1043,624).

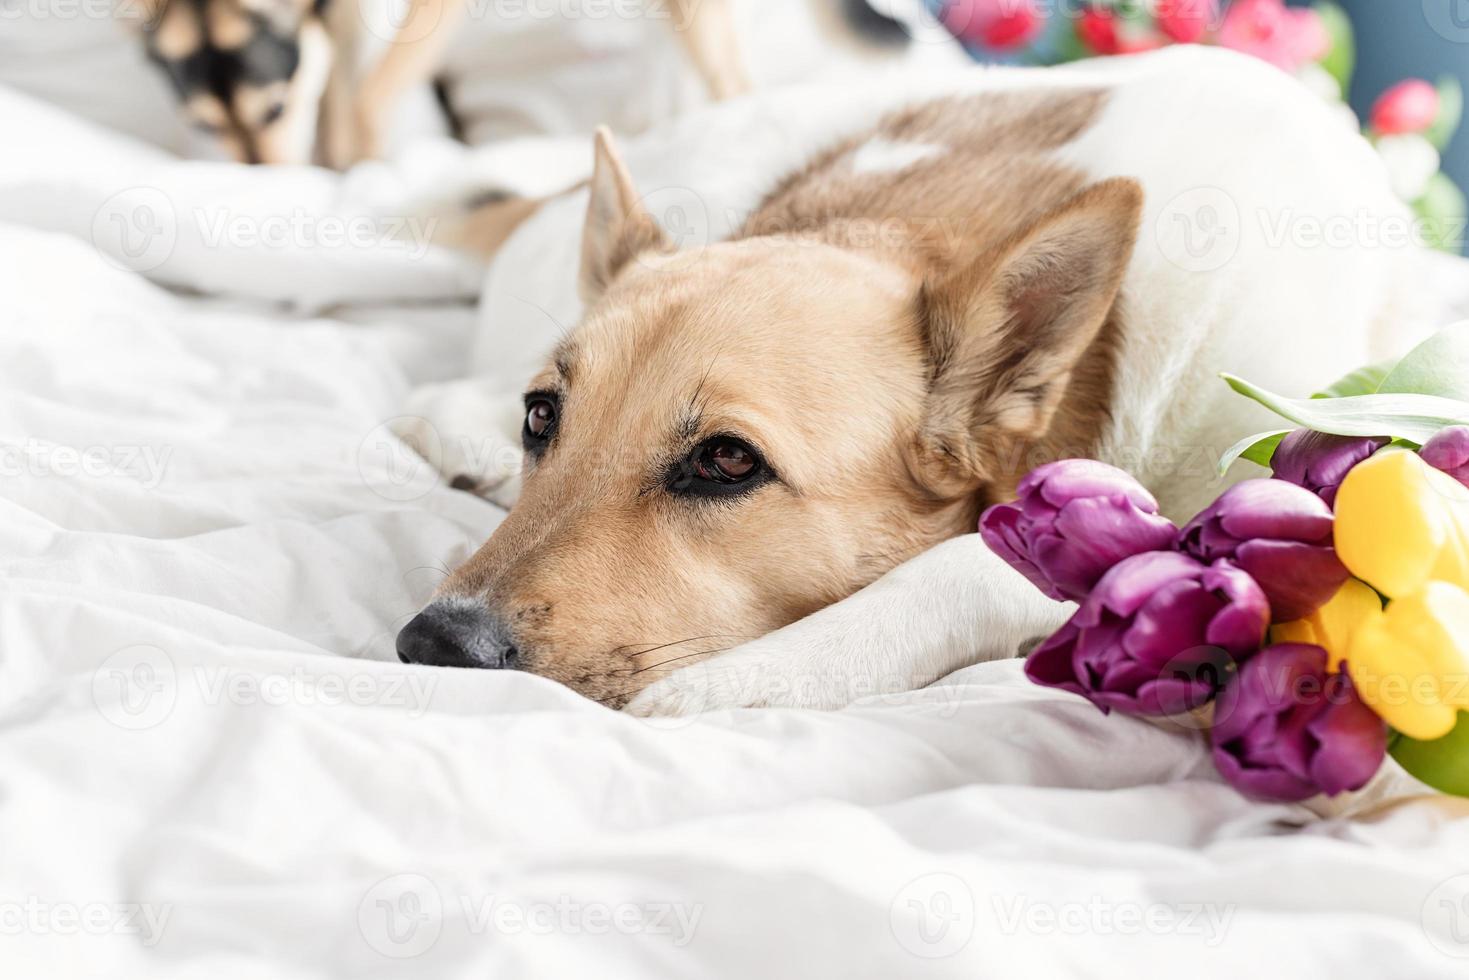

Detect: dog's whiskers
402,562,454,586
591,634,756,707
632,643,746,675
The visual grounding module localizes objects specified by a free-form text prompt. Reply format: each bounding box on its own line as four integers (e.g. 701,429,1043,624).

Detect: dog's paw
394,381,524,506
624,645,855,717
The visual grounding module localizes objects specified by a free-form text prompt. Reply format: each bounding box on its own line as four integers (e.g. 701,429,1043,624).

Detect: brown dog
396,87,1144,708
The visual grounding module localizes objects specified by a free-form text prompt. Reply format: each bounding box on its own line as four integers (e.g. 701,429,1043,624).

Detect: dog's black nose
396,601,518,669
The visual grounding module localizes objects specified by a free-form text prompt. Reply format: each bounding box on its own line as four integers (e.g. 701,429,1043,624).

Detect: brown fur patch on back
743,89,1109,270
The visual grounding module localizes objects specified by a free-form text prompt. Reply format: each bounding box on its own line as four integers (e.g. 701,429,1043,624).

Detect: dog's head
399,130,1142,706
142,0,331,164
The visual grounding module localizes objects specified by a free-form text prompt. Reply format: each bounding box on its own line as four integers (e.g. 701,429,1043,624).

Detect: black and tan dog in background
131,0,754,168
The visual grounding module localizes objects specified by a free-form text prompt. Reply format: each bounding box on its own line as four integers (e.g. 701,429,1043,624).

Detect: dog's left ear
579,127,671,304
912,177,1143,496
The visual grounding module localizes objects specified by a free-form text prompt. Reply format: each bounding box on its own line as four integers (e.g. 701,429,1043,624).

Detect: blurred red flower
943,0,1046,50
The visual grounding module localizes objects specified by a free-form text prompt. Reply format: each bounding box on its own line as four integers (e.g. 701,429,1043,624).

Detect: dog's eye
523,396,558,447
695,439,758,483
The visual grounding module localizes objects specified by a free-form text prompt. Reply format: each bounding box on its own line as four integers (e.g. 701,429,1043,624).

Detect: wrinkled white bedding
4,79,1469,980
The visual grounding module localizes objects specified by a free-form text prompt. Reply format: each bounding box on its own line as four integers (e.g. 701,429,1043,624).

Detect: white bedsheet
4,82,1469,980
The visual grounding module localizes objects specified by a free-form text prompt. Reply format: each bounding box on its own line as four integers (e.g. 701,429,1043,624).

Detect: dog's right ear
909,177,1143,499
579,127,671,304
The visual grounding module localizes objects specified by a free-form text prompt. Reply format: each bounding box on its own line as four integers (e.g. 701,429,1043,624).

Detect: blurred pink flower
943,0,1045,50
1371,79,1441,136
1156,0,1220,44
1217,0,1329,72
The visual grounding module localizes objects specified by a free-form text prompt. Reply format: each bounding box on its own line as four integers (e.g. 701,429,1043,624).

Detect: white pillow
0,10,195,152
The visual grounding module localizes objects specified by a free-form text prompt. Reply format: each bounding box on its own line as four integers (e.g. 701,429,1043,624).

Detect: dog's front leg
625,535,1072,716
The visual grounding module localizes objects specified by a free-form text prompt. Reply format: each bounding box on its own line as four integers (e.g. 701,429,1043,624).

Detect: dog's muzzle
396,599,518,669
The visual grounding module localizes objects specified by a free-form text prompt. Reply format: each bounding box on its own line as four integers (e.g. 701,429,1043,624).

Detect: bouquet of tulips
935,0,1467,253
981,323,1469,802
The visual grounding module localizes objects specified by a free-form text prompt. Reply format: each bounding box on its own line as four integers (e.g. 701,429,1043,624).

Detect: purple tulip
1211,644,1386,802
980,460,1178,602
1421,426,1469,488
1270,430,1388,507
1179,479,1348,622
1025,551,1270,716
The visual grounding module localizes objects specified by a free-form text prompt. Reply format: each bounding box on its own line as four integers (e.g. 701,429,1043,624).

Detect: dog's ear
579,127,671,304
911,178,1143,497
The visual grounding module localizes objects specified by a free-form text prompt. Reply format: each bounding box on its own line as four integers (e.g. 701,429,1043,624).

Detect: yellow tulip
1333,449,1469,598
1344,582,1469,741
1272,578,1382,670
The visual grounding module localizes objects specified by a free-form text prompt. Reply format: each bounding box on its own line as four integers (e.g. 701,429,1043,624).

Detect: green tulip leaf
1221,374,1469,444
1217,429,1292,477
1426,76,1465,153
1315,360,1397,399
1390,711,1469,797
1316,2,1356,97
1411,172,1468,255
1377,321,1469,400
